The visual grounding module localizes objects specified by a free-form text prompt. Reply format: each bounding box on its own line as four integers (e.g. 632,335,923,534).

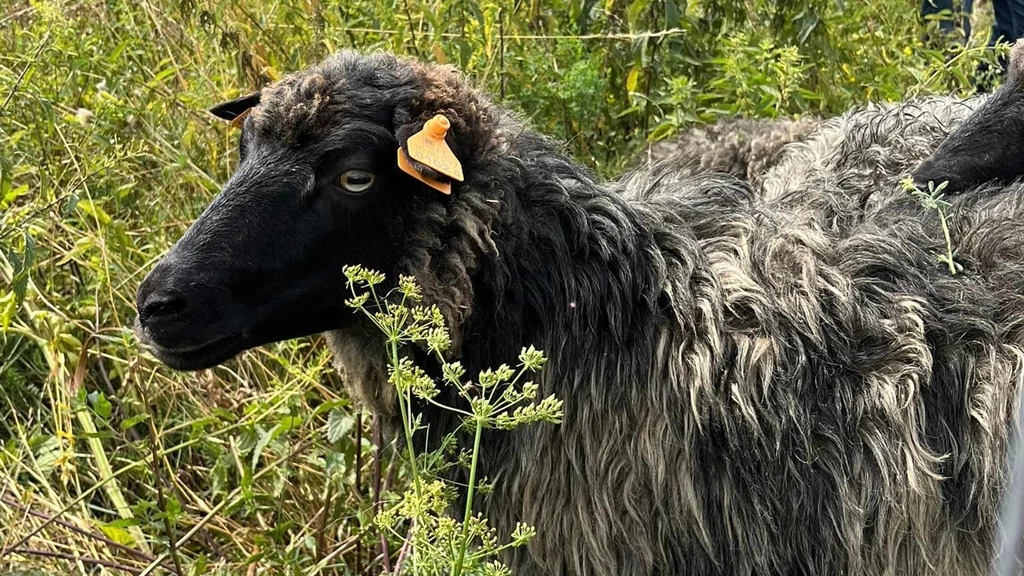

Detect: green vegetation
0,0,1005,574
343,266,561,576
902,177,963,275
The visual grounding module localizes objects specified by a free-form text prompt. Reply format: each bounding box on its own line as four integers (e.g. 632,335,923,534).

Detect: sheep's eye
338,170,375,193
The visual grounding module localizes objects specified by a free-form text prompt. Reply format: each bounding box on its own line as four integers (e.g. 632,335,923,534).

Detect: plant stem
938,207,957,275
392,339,422,487
6,547,145,575
391,336,422,574
139,439,316,575
143,391,184,576
451,416,484,576
0,496,173,569
373,416,391,574
75,402,151,554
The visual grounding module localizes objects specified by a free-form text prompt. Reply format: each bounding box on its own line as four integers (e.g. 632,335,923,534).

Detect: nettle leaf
234,426,258,454
251,416,302,471
327,408,354,444
325,450,347,478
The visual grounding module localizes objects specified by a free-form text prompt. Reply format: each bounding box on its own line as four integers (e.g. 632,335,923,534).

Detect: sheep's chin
325,329,396,415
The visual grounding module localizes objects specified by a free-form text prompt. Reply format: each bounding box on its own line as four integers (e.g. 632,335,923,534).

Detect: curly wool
640,116,820,182
272,52,1024,575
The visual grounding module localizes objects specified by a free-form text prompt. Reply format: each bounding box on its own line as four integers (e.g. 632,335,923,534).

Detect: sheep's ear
209,92,261,128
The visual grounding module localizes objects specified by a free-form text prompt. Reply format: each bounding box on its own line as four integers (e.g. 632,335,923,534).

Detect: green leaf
626,66,643,93
190,555,208,576
648,121,678,141
89,391,112,419
0,291,16,329
327,409,354,444
251,416,301,470
76,199,112,225
164,495,182,521
99,524,135,546
664,0,680,25
10,231,34,305
251,426,273,472
34,435,61,474
325,450,347,478
0,150,11,199
148,66,178,87
119,413,148,430
1,183,29,209
310,399,346,419
235,427,257,454
627,0,650,30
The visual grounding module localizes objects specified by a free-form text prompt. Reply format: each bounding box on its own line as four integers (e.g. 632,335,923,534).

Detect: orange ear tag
397,114,464,195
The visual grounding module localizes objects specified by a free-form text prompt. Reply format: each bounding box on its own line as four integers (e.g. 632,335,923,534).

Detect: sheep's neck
463,145,704,382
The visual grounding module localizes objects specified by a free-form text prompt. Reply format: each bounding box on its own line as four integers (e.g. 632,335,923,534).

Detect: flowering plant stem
344,265,561,576
453,417,485,576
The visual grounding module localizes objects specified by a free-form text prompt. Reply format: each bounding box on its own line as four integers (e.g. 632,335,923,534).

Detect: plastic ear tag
397,114,464,194
398,148,452,195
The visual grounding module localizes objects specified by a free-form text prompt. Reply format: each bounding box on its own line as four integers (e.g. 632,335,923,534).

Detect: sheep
135,50,1024,576
913,42,1024,193
641,116,820,183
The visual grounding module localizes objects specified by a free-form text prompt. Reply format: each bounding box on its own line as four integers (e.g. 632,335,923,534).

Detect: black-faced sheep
136,50,1024,576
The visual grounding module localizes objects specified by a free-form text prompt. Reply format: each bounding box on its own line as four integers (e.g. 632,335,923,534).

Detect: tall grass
0,0,1002,574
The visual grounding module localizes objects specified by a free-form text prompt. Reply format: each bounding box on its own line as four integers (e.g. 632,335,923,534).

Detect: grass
0,0,1005,573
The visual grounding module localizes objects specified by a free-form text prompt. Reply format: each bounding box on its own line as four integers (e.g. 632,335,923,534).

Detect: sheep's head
135,52,505,393
912,40,1024,192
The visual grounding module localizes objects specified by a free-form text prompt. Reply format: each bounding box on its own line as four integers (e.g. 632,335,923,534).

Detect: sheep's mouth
134,317,248,371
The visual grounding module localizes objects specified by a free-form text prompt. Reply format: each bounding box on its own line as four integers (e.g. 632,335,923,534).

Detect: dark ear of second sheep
912,42,1024,192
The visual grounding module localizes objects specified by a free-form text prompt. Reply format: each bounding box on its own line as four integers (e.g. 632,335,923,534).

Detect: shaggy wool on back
467,96,1024,576
271,52,1024,575
639,116,821,183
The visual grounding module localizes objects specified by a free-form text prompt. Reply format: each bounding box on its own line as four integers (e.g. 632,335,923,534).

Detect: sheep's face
135,51,498,371
134,111,402,371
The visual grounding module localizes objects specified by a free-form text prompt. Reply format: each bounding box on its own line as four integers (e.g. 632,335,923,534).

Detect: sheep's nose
136,259,191,327
138,290,188,323
134,255,231,352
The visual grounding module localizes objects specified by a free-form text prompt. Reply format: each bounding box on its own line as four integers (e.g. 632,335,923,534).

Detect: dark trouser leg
977,0,1018,89
992,0,1017,45
1010,0,1024,38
